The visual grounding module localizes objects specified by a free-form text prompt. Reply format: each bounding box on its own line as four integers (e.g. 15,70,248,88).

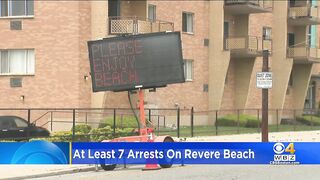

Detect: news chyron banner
1,141,320,164
71,142,315,165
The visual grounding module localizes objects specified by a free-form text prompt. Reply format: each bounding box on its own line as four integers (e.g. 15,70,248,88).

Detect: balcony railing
225,36,272,51
108,16,174,35
226,36,258,50
287,46,320,62
288,6,320,25
224,0,273,11
289,6,318,17
225,36,271,55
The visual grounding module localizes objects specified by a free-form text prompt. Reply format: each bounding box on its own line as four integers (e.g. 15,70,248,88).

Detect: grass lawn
155,124,320,137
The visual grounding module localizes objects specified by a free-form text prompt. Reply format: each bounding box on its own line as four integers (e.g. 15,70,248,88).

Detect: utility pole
262,50,269,142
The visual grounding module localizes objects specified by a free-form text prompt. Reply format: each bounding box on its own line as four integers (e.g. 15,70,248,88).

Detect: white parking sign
256,72,272,89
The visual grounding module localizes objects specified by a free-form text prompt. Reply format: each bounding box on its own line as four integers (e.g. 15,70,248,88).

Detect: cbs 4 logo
273,143,295,154
273,143,296,161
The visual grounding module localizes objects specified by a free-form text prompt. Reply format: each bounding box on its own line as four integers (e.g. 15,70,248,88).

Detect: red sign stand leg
138,89,161,170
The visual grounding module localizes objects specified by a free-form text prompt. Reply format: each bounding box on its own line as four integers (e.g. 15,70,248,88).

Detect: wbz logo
273,143,296,162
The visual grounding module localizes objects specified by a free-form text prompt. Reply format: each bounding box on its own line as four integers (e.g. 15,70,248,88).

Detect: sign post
260,50,270,142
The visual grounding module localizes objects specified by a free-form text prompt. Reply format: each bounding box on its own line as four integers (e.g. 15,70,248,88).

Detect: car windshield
14,117,28,128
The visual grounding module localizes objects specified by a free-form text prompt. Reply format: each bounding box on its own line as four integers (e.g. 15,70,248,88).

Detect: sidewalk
185,130,320,142
0,130,319,179
0,165,97,180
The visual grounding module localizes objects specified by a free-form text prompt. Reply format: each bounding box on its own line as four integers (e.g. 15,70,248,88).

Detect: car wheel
100,164,116,171
159,137,174,168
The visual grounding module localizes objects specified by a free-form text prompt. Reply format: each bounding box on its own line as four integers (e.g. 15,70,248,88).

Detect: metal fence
0,108,319,141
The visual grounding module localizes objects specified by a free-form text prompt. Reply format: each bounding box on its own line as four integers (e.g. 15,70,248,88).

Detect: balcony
108,17,174,35
288,6,320,26
287,46,320,64
225,36,271,58
224,0,273,15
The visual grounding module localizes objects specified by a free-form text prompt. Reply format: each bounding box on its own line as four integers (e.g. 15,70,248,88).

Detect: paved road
29,165,320,180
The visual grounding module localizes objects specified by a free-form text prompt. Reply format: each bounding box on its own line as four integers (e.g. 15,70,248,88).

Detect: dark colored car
0,116,50,140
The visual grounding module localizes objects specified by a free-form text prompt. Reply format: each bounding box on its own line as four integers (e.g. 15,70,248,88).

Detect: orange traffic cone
142,129,160,170
142,158,161,171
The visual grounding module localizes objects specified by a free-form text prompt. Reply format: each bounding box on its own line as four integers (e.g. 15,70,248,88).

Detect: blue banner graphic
0,141,69,164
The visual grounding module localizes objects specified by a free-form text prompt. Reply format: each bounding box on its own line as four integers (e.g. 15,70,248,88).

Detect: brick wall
0,1,89,108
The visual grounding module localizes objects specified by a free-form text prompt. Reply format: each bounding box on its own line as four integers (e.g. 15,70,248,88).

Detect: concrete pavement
28,165,320,180
185,130,320,142
0,165,97,180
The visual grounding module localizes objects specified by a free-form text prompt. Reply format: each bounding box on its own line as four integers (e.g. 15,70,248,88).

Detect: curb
3,166,100,180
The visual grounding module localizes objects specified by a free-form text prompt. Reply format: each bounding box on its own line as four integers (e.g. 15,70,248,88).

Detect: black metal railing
0,108,319,141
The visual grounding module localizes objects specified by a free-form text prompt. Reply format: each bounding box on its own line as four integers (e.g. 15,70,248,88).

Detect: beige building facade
0,0,320,126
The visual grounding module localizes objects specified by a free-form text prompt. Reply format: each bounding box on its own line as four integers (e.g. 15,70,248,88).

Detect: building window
0,0,34,17
148,4,156,22
0,49,35,75
184,59,193,81
263,27,272,40
182,12,194,33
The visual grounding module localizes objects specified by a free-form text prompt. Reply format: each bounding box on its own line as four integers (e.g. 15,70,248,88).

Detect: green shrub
90,127,135,142
115,128,136,137
29,138,51,142
217,114,259,128
99,116,139,128
51,131,73,141
30,131,71,142
90,126,114,142
296,116,310,125
30,130,90,142
71,124,92,134
246,119,260,128
30,124,136,142
296,116,320,126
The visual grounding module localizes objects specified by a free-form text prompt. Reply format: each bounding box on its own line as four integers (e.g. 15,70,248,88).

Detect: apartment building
0,0,319,125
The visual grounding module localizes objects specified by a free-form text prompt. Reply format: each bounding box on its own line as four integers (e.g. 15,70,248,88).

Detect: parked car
0,116,50,140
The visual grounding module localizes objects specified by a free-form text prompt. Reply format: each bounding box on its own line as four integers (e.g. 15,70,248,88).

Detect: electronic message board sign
88,32,185,92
